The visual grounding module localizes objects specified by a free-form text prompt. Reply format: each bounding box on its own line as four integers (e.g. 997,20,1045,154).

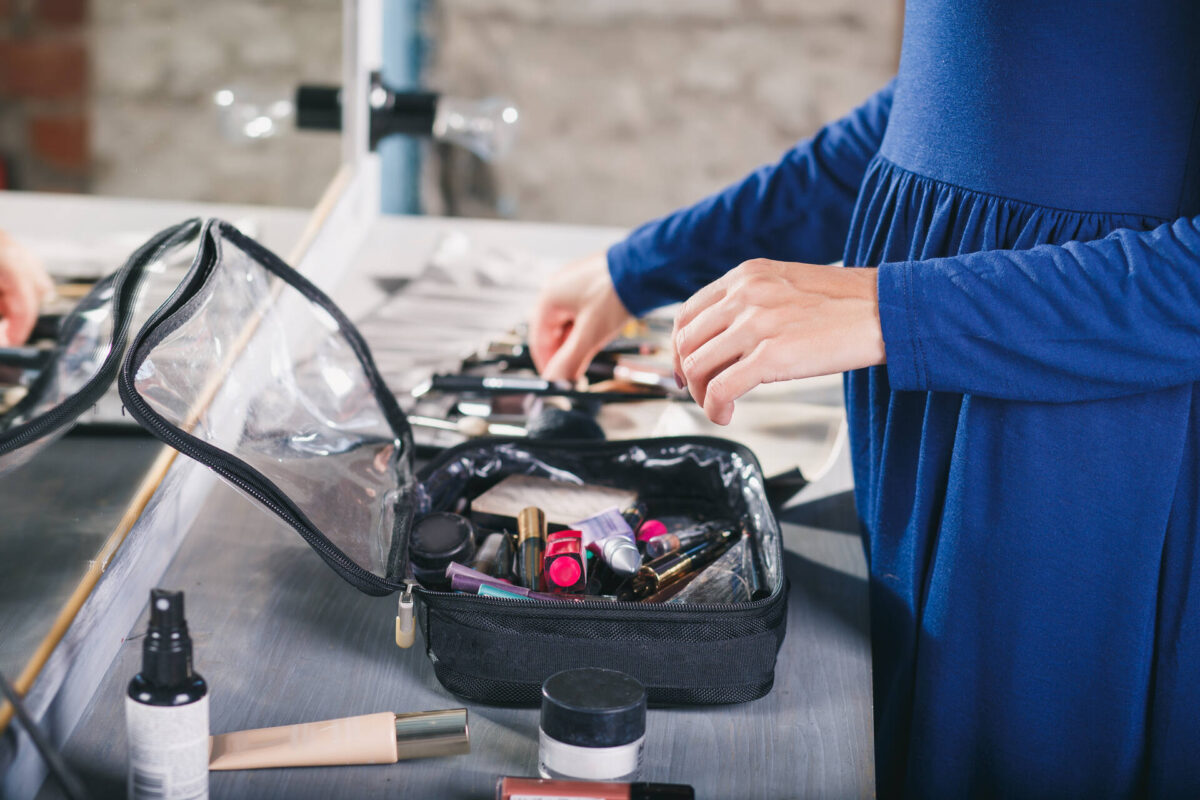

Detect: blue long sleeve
878,213,1200,402
607,80,895,317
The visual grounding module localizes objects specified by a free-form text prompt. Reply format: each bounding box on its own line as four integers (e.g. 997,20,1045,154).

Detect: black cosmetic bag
118,219,789,706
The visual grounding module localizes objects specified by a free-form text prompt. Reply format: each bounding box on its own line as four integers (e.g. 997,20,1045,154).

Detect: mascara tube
517,507,548,591
631,529,736,599
643,521,735,560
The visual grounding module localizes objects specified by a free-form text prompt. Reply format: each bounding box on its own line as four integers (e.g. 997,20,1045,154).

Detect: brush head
524,406,605,441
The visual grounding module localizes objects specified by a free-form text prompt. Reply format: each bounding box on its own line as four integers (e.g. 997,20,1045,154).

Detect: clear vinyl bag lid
120,220,415,595
0,221,199,477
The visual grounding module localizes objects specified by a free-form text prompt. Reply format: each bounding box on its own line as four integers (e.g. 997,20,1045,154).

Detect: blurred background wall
424,0,901,225
1,0,901,223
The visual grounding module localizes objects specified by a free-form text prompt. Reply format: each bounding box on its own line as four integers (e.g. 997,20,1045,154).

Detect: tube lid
394,708,470,760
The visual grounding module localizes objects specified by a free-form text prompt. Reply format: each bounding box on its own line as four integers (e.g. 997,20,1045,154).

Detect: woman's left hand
672,258,886,425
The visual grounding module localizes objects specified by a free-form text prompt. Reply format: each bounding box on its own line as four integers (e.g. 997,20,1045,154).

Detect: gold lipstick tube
517,506,547,590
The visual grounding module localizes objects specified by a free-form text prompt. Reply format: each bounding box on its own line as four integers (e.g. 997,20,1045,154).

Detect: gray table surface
35,480,873,800
0,431,163,679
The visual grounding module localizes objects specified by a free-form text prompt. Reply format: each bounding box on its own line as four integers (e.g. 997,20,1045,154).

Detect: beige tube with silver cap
207,709,469,770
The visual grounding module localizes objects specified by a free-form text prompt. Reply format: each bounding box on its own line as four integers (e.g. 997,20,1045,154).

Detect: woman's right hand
529,252,632,381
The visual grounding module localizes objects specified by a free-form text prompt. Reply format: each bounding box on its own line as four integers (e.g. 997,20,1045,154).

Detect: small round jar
538,667,647,781
408,512,476,589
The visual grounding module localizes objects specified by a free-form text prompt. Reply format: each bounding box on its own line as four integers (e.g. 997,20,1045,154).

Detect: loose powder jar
539,667,647,781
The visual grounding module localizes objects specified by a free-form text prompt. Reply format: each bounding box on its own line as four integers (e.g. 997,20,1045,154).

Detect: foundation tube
208,709,469,770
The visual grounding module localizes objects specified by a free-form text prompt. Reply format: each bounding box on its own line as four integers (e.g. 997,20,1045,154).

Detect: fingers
0,234,51,346
672,300,738,390
678,318,760,408
673,274,729,335
671,259,776,386
702,348,773,425
542,312,608,382
0,268,39,346
528,302,569,374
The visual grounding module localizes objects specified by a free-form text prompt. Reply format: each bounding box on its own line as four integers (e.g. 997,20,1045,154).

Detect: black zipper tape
0,220,202,457
118,220,406,596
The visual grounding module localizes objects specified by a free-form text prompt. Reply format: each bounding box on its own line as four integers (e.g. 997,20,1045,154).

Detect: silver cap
394,708,470,760
601,536,642,575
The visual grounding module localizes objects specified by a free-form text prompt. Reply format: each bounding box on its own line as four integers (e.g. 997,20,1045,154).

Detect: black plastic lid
540,667,646,748
409,512,476,568
141,588,195,687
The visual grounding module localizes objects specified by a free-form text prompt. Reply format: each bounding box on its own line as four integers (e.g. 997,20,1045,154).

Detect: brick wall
0,0,90,191
423,0,902,226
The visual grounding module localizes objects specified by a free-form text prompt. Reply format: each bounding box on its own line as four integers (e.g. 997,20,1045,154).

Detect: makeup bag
0,223,196,477
118,219,790,707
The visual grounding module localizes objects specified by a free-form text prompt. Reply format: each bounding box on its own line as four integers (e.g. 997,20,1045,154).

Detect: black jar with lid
539,667,647,781
408,512,477,589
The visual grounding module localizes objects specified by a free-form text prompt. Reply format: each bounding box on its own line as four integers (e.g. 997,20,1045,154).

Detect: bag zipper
0,221,199,456
395,579,417,648
118,220,404,597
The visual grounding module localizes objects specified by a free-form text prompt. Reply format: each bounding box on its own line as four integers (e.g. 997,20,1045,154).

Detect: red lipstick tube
544,530,587,592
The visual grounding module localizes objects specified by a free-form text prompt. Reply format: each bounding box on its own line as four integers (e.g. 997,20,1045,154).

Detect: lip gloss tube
517,507,548,590
448,562,562,601
495,777,694,800
478,584,534,601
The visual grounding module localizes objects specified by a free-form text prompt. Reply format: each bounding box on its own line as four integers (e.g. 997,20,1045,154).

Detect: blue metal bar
380,0,424,214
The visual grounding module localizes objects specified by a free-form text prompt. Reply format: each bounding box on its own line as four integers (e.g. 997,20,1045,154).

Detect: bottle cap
540,667,646,748
142,588,195,687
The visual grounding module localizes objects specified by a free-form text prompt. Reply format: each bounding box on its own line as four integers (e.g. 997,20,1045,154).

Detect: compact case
117,219,790,706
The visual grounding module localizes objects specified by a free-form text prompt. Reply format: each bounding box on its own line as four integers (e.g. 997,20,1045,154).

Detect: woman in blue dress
530,2,1200,797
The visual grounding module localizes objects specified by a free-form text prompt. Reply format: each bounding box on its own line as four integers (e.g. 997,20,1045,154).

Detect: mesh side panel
421,593,788,707
431,663,776,708
420,593,787,642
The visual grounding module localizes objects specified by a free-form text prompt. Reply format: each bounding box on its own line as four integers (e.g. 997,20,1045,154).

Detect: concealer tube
208,709,469,770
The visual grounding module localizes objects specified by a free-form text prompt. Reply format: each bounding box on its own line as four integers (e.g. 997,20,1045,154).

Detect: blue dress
606,2,1200,797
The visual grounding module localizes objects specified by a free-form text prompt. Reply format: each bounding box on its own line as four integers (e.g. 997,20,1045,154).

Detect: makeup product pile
400,331,686,452
410,473,768,605
349,232,686,453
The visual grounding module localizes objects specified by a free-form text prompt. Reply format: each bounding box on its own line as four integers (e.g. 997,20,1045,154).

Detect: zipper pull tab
395,580,417,649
